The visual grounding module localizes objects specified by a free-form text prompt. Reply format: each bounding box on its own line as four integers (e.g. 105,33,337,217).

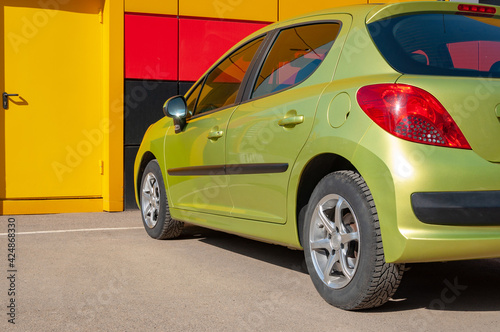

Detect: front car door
164,36,265,215
226,16,352,224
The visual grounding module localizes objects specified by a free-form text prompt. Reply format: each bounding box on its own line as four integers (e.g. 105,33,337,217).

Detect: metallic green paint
135,2,500,264
165,106,236,216
396,75,500,162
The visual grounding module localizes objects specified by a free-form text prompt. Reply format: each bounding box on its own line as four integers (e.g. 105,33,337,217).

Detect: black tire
140,160,183,239
303,170,404,310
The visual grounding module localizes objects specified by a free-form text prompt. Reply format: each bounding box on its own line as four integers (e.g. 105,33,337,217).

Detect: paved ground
0,211,499,331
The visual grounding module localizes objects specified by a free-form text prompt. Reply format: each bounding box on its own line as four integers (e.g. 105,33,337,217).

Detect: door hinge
100,160,104,175
99,8,103,24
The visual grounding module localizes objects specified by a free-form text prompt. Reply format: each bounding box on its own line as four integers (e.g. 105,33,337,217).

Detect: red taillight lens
458,4,496,14
356,84,471,149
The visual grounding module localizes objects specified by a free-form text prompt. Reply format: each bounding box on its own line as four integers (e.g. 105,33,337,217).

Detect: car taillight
356,84,471,149
457,4,496,14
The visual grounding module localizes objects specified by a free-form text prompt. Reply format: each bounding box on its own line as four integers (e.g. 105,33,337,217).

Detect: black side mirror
163,95,187,134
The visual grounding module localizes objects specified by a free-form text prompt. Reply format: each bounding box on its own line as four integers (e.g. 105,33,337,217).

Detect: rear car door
226,16,352,224
165,36,265,215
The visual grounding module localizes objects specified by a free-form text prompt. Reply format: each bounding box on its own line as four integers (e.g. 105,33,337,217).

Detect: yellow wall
280,0,367,20
125,0,177,15
124,0,433,22
179,0,277,22
124,0,278,21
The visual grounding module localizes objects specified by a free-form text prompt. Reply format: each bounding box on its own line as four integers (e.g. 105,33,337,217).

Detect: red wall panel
179,18,268,81
125,14,178,80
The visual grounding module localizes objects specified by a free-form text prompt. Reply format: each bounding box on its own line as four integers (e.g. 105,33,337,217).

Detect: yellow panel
180,0,277,22
125,0,177,15
2,1,103,200
1,198,103,215
279,0,367,20
102,0,124,212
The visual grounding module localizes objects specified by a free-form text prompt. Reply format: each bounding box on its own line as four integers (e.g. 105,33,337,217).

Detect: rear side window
368,13,500,78
192,36,264,116
252,23,340,99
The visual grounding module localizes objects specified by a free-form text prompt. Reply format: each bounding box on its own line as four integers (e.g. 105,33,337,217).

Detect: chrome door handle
3,92,19,110
278,115,304,127
207,130,224,140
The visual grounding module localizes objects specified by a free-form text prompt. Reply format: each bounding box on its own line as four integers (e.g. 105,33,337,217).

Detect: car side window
185,82,202,117
252,23,340,99
193,36,265,116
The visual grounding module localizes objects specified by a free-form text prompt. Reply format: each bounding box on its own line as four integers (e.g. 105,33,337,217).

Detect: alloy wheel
309,194,360,289
141,172,161,228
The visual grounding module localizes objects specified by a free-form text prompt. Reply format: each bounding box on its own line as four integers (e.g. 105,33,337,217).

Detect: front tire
140,160,183,239
303,170,404,310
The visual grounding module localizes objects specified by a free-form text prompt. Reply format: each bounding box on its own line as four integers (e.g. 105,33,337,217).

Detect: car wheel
303,170,404,310
140,160,183,239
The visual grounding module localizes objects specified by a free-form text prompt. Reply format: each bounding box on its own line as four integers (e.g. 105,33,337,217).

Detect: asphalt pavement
1,211,499,331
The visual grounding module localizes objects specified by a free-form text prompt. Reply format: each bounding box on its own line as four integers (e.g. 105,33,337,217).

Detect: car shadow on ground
377,258,500,312
179,224,308,273
180,224,500,312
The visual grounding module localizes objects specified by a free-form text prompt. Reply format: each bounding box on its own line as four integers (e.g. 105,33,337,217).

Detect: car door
225,17,352,224
164,36,265,215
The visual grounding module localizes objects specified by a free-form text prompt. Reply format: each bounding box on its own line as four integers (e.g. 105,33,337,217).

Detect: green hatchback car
135,1,500,310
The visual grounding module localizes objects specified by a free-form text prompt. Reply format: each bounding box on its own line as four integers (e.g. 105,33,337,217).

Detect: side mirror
163,95,187,134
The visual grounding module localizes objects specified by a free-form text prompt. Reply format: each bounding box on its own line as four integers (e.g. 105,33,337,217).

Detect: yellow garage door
1,0,105,213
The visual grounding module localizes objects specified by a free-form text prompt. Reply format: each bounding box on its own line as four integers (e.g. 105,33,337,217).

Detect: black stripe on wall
123,79,195,209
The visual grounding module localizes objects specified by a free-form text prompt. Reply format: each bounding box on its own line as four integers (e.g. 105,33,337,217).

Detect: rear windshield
368,13,500,78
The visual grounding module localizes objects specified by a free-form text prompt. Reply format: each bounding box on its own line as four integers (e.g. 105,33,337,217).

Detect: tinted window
368,13,500,78
252,23,340,99
193,36,264,115
185,82,202,117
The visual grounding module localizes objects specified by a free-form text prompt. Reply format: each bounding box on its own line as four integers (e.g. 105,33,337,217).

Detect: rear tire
303,170,404,310
140,160,183,239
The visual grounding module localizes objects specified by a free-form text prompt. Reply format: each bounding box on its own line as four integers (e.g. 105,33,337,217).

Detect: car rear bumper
352,125,500,263
411,191,500,226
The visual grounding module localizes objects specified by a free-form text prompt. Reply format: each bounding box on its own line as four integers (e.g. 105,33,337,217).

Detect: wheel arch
135,151,158,207
296,153,357,246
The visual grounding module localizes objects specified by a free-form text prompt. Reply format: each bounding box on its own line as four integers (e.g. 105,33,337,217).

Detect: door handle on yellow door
3,92,19,110
278,115,304,127
207,130,224,140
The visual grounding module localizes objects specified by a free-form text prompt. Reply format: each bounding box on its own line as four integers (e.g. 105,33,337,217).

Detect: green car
135,1,500,310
